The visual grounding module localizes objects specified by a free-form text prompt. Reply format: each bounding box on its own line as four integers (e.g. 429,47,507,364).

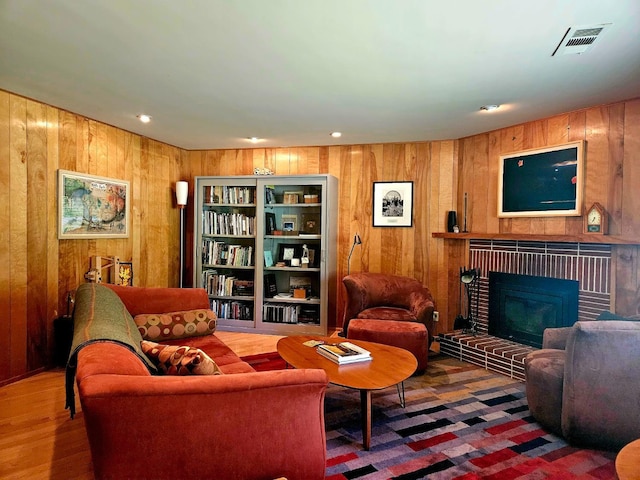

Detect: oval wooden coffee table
277,335,417,450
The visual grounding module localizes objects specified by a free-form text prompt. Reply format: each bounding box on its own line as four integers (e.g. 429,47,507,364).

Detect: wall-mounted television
498,141,584,218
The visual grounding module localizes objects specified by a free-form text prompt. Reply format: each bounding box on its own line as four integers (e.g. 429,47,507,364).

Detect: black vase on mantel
447,211,458,232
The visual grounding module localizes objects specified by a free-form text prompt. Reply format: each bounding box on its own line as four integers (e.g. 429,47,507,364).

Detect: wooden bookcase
193,175,338,335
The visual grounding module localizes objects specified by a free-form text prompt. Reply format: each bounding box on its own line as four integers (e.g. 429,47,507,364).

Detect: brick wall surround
439,240,612,381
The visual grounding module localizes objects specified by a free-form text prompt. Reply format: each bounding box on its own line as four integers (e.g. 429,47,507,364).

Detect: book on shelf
317,342,372,364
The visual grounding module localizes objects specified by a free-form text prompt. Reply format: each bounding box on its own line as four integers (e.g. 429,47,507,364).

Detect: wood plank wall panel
0,91,11,377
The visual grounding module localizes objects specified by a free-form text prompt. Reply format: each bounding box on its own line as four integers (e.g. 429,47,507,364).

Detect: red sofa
68,283,328,480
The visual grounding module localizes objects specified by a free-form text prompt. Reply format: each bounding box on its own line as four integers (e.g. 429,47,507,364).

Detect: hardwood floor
0,332,283,480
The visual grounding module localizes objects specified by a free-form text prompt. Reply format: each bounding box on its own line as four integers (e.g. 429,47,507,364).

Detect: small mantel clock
584,202,607,234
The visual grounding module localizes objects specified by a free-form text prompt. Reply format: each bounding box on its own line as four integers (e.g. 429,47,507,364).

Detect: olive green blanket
65,283,156,418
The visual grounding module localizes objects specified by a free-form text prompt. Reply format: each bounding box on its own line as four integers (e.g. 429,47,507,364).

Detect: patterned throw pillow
134,309,216,341
140,340,223,376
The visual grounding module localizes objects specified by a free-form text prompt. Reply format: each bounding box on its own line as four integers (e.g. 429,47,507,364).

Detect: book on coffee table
317,342,372,364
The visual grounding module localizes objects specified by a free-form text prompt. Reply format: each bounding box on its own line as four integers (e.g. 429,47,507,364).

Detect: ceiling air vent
552,23,612,56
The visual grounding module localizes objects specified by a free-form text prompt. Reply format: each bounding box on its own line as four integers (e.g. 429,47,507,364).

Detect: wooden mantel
432,232,640,245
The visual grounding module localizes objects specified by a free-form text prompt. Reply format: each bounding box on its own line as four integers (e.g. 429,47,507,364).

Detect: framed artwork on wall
58,170,130,239
372,181,414,227
498,141,584,218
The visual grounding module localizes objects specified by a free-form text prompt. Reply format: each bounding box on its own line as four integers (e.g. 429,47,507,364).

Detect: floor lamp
347,233,362,275
176,181,188,288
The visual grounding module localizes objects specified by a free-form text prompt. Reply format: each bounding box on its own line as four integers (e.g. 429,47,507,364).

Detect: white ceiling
1,0,639,150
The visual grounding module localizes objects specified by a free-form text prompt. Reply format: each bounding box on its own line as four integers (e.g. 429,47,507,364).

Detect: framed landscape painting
58,170,130,239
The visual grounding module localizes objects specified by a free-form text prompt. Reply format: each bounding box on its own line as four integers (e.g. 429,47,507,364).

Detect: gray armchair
524,319,640,450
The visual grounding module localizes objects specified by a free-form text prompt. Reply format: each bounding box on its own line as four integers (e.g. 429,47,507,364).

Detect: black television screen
498,141,584,218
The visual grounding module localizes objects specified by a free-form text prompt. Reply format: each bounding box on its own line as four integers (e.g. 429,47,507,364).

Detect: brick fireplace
439,239,611,380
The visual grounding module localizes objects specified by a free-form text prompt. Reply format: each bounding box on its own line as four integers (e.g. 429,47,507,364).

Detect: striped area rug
323,355,617,480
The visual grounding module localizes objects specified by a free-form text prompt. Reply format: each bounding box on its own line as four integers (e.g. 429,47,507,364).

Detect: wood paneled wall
455,98,640,316
2,86,639,385
0,90,185,385
184,143,458,334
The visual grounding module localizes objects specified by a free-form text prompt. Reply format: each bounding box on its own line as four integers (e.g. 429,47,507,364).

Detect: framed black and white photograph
372,181,413,227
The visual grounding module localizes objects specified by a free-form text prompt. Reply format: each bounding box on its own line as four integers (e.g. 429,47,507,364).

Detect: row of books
210,299,253,320
202,240,254,267
202,211,256,236
316,342,372,364
262,304,319,324
202,270,254,297
205,186,255,205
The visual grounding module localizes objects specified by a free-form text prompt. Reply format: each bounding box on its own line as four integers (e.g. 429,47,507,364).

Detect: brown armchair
342,273,435,371
342,273,435,334
524,318,640,450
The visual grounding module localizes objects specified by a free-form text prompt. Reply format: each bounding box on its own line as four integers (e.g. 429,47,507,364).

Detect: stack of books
317,342,371,364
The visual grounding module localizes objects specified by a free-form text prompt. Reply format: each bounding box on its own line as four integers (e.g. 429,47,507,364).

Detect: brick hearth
437,239,612,381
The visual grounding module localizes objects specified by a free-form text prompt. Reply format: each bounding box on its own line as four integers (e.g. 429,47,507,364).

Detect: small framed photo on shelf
118,262,133,286
281,214,298,232
278,243,301,265
301,213,320,234
265,212,276,234
372,181,413,227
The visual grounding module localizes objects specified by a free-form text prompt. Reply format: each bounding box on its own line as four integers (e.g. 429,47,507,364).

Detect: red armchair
342,273,435,371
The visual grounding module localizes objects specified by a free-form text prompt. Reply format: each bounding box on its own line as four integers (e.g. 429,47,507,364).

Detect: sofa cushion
134,309,217,341
141,340,223,375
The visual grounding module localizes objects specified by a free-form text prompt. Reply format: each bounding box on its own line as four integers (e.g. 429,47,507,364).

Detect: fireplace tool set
454,267,480,334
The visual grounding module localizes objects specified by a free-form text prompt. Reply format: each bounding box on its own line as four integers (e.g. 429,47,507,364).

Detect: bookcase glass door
196,178,257,330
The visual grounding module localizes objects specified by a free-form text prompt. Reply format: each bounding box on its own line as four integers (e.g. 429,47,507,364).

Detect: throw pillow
141,340,223,376
134,309,216,341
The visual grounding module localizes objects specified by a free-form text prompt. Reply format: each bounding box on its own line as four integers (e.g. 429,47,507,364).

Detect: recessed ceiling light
248,137,260,143
330,132,342,138
480,105,500,112
137,114,152,123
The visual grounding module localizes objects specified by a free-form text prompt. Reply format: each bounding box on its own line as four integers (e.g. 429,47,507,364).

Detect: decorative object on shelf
253,167,273,175
283,191,303,204
118,262,133,286
58,169,130,239
84,255,121,284
447,210,458,233
301,244,310,268
584,202,607,234
498,141,585,218
372,181,413,227
264,250,274,267
347,233,362,275
176,181,189,288
454,267,480,334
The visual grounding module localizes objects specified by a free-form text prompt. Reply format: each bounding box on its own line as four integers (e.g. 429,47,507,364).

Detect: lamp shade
176,181,188,206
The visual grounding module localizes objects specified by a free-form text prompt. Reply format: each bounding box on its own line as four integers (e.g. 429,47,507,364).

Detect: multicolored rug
242,352,617,479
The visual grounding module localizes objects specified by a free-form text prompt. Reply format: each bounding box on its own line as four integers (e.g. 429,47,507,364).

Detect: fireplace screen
488,272,578,348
